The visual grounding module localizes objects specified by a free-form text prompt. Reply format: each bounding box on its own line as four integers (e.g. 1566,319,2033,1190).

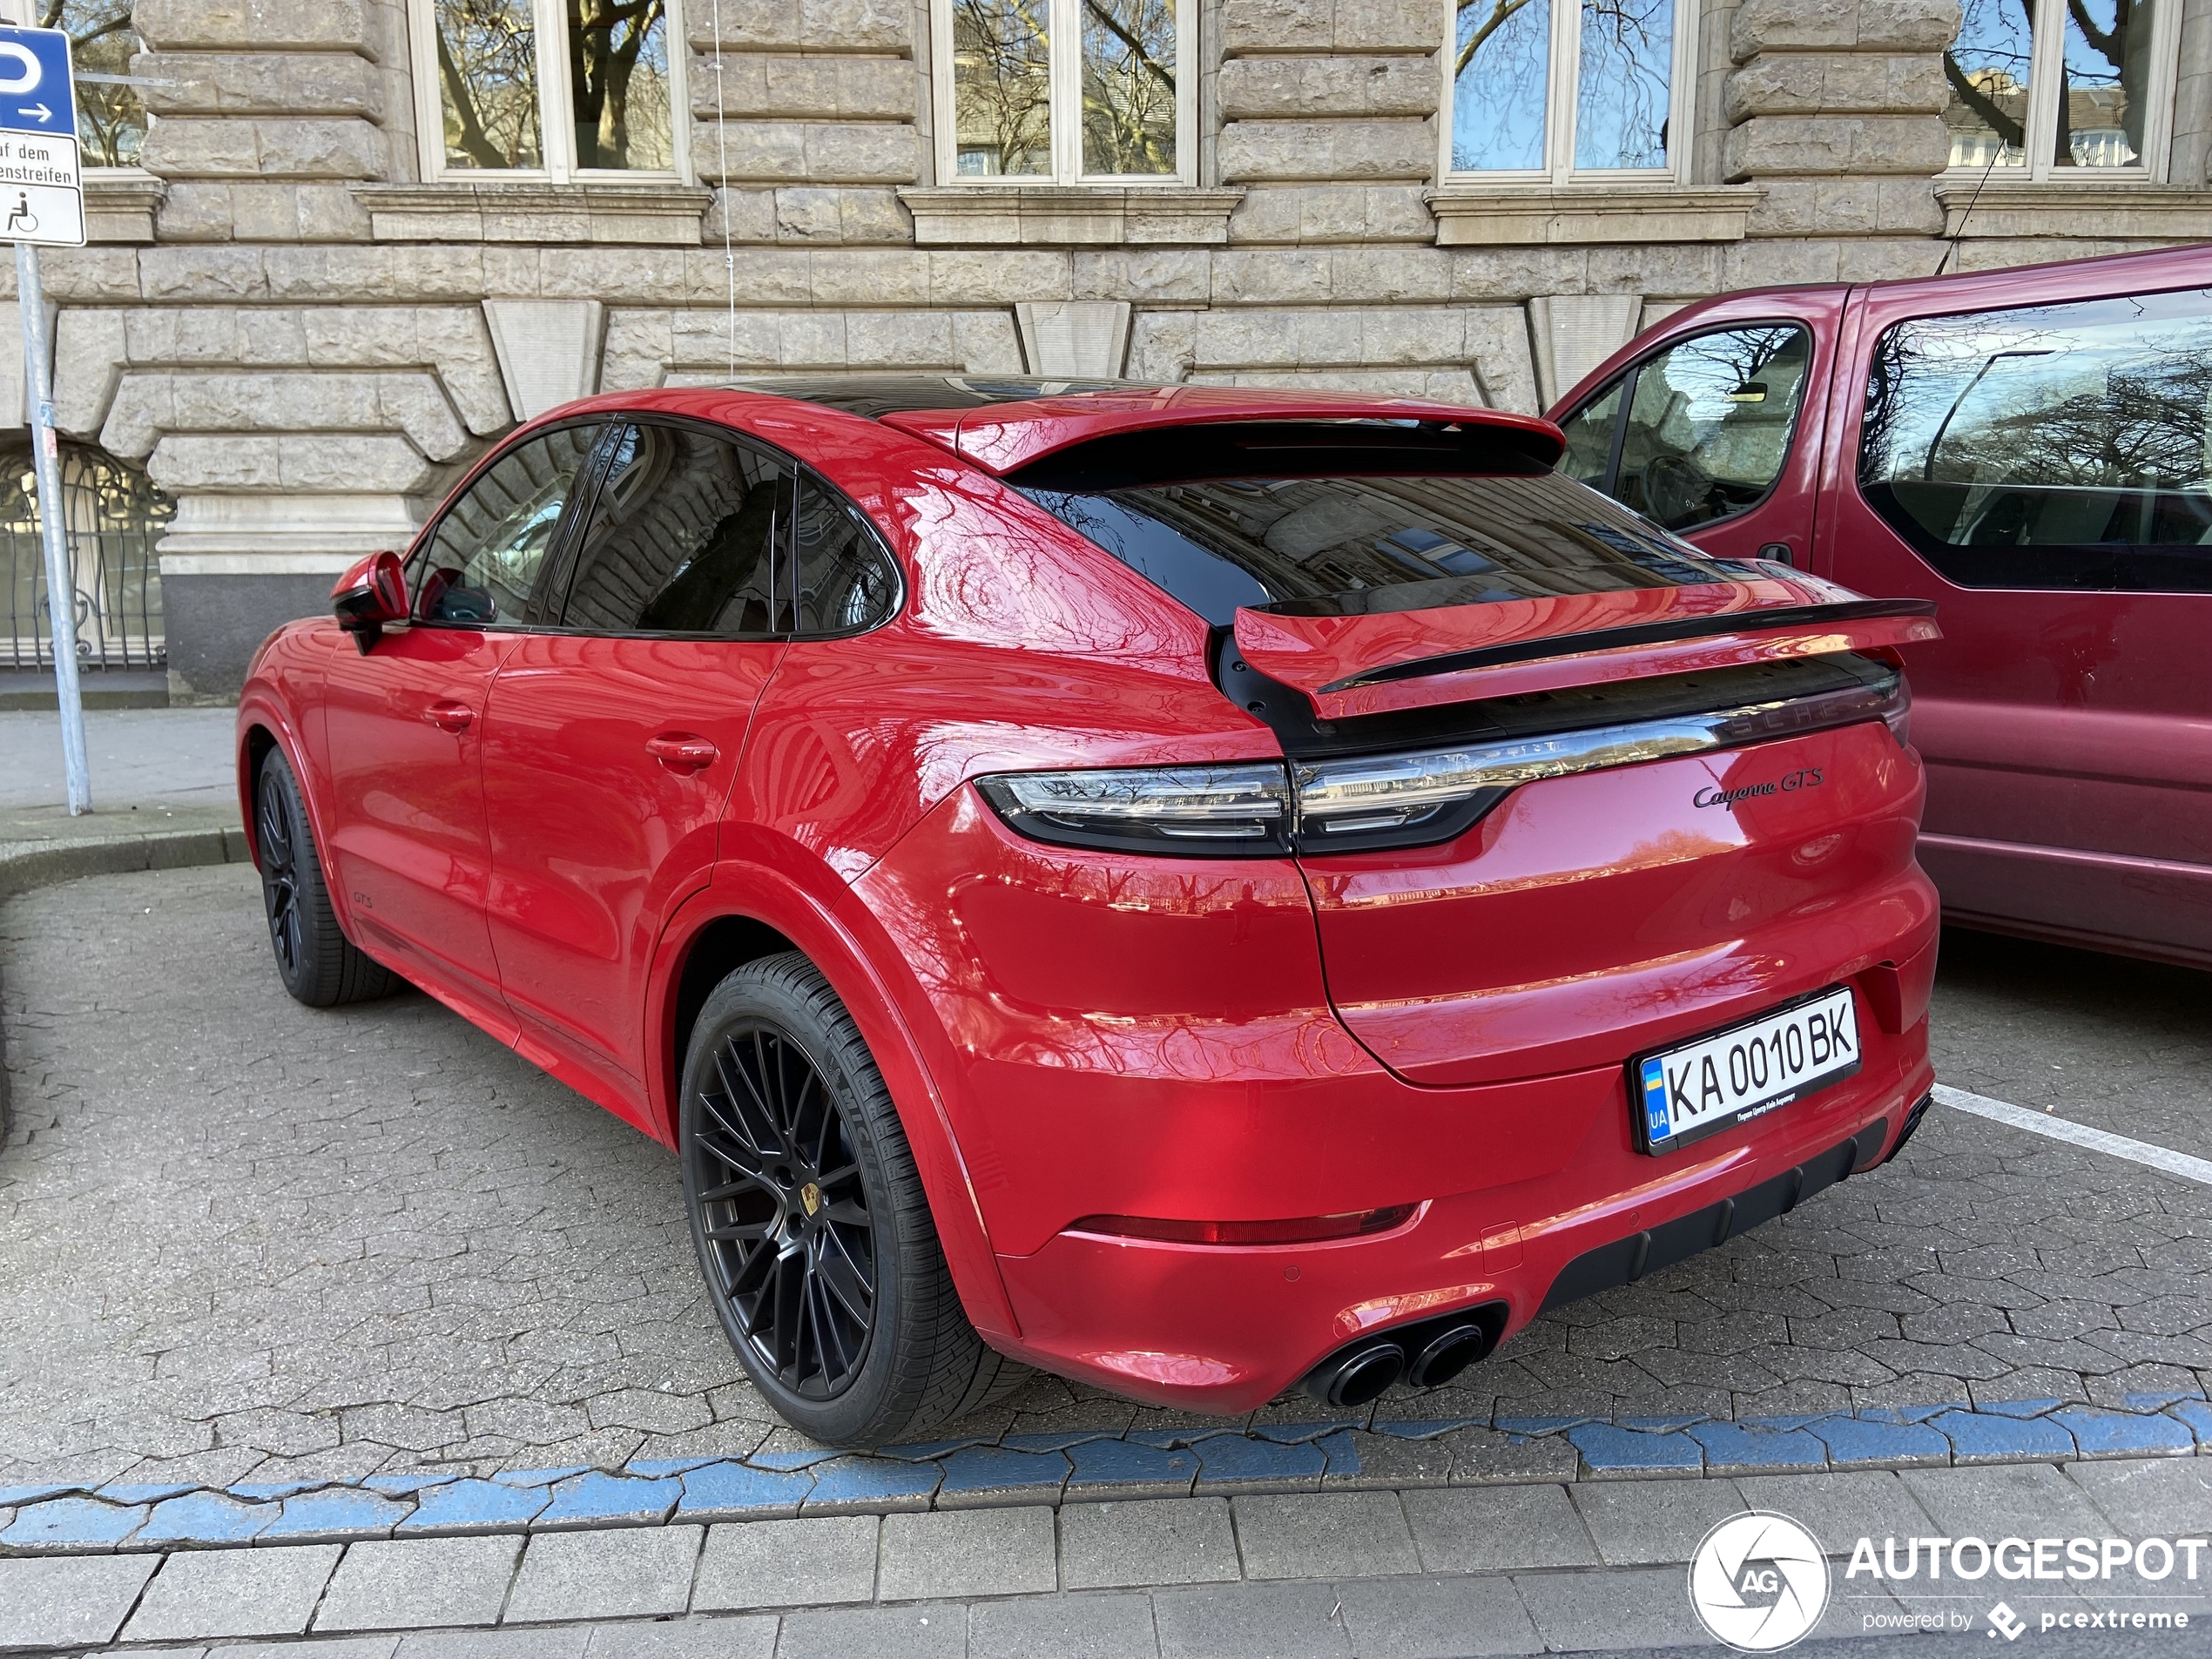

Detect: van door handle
424,700,474,733
646,732,718,772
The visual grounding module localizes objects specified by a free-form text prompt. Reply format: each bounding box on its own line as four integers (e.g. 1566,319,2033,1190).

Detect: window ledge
351,182,713,245
1428,186,1760,246
898,185,1244,246
85,169,166,244
1934,181,2212,239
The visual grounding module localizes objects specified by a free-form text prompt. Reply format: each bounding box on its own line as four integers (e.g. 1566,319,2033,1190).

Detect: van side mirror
333,550,408,653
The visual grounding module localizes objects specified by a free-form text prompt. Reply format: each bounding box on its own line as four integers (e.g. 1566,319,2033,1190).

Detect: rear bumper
987,1023,1933,1413
848,779,1939,1414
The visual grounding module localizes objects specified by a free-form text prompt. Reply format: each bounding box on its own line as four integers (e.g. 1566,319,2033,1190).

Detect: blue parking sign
0,24,82,246
0,26,75,138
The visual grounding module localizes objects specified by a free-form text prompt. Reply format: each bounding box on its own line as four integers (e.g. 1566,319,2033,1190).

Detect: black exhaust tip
1302,1340,1406,1408
1406,1321,1492,1389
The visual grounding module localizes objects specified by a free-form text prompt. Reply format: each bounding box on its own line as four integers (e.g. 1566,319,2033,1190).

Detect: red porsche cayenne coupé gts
238,378,1941,1446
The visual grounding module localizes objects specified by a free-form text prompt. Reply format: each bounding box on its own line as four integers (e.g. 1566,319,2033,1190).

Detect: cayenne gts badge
1695,768,1824,810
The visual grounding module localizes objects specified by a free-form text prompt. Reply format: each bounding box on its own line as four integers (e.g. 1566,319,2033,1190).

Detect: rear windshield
1018,470,1764,624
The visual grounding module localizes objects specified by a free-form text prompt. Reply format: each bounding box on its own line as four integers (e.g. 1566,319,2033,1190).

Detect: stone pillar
134,0,390,242
2174,0,2212,188
689,0,922,246
1722,0,1959,283
1217,0,1439,246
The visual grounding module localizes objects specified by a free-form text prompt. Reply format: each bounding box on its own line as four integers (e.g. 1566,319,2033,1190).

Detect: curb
0,823,251,1143
0,824,251,907
0,1393,2205,1558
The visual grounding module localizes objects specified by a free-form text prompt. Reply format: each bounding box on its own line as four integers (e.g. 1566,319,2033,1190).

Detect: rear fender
649,860,1021,1343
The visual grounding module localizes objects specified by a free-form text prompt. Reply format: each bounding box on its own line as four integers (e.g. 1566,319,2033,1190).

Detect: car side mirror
332,550,408,654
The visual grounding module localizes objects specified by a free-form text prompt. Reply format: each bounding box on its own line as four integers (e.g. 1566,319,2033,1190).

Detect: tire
253,747,402,1008
680,953,1027,1446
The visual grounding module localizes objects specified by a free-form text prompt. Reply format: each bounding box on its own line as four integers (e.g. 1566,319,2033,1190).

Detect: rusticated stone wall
0,0,2197,698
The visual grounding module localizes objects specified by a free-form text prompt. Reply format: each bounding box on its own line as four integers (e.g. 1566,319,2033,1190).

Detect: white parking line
1934,1083,2212,1189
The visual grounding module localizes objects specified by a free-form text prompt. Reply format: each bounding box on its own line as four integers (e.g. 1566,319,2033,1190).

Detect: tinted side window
791,473,900,636
1612,325,1811,530
415,426,597,626
1859,287,2212,592
561,423,792,635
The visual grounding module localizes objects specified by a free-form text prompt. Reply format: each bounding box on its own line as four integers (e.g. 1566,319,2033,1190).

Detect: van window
1611,326,1812,530
1858,287,2212,591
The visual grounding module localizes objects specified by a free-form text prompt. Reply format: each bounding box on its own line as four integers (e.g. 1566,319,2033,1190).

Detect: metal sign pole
17,238,85,812
0,19,91,813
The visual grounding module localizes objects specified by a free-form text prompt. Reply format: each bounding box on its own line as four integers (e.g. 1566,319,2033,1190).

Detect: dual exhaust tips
1298,1303,1508,1409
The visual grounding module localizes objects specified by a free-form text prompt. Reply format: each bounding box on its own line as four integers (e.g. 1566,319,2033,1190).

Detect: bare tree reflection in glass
954,0,1053,175
437,0,545,169
46,0,146,166
1453,0,1551,171
2055,0,2149,168
1082,0,1177,174
1942,0,2033,166
1575,0,1672,170
1859,290,2212,591
568,0,672,169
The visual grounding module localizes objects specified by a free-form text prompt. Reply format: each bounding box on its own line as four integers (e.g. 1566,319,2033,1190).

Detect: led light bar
1291,671,1908,853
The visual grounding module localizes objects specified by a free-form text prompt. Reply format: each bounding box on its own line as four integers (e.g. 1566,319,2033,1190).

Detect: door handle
646,732,718,772
424,700,474,733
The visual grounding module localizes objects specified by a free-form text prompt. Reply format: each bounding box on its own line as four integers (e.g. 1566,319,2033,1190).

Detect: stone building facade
3,0,2209,698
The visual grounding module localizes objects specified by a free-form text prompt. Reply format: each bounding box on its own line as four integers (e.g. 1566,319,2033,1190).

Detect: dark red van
1549,246,2212,970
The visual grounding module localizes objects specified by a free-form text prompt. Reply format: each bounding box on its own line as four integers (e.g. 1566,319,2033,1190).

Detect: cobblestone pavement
2,866,2208,1492
5,1460,2209,1656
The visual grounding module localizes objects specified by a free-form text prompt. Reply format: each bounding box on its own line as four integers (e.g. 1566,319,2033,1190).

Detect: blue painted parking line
2,1391,2205,1555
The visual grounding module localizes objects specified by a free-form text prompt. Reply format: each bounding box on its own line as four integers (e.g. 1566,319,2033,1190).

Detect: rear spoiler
1236,595,1942,722
880,391,1565,475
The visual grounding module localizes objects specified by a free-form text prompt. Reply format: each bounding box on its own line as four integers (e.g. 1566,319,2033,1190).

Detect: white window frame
1943,0,2186,182
1437,0,1696,185
410,0,693,184
929,0,1197,185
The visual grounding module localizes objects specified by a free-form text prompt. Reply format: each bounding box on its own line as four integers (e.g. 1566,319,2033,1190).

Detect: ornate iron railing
0,442,173,671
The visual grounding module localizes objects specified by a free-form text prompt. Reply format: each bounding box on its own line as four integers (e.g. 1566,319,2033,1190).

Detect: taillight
1067,1205,1416,1245
1882,675,1912,748
976,670,1907,857
973,763,1292,857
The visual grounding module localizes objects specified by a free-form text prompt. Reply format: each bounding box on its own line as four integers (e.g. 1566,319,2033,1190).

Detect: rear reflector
1067,1206,1418,1245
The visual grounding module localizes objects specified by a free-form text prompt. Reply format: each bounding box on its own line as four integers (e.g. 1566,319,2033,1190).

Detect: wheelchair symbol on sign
5,192,34,236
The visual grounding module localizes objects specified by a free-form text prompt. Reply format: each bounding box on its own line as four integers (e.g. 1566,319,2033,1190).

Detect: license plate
1634,987,1860,1155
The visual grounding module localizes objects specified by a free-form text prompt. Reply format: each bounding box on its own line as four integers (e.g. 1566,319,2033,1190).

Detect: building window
415,0,686,179
52,0,147,167
1445,0,1692,180
1944,0,2184,178
934,0,1191,183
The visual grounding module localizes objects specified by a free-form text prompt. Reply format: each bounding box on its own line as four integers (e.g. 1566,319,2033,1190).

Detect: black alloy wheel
257,762,306,980
679,954,1027,1445
691,1022,878,1398
253,747,401,1008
